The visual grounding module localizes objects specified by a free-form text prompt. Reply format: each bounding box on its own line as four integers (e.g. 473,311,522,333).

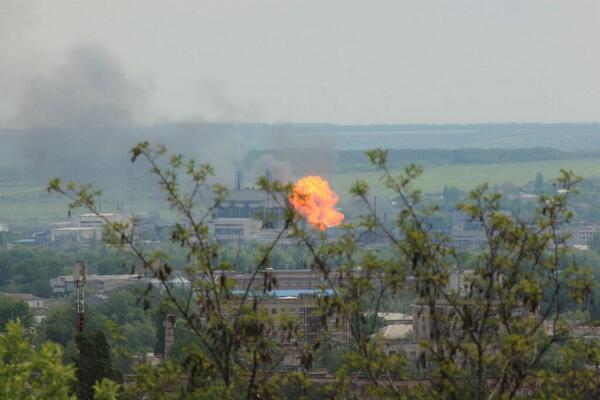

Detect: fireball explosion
289,176,344,230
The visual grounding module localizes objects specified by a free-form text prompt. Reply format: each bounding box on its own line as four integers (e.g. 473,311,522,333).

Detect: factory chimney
164,314,176,358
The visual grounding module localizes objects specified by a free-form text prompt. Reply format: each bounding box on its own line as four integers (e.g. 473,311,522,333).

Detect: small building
1,292,47,310
1,293,49,324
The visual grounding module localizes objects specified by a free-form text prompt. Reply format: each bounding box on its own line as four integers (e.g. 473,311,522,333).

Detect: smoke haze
15,45,144,130
2,1,599,190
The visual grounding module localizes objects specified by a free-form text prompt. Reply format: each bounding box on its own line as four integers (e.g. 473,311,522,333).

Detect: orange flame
289,176,344,230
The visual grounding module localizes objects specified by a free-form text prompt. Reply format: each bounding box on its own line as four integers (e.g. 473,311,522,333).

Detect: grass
331,158,600,200
3,157,600,222
0,181,173,223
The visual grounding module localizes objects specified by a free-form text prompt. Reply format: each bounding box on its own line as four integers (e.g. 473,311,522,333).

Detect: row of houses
5,213,134,248
450,210,600,252
0,292,67,324
49,273,191,297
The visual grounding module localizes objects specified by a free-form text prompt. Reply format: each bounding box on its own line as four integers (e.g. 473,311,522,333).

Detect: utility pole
73,261,87,334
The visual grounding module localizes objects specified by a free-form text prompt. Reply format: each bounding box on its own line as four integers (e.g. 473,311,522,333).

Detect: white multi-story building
573,223,600,246
50,213,131,243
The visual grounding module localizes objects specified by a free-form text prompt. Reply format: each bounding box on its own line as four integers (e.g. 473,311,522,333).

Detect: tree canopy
0,322,75,399
0,295,33,331
73,330,123,400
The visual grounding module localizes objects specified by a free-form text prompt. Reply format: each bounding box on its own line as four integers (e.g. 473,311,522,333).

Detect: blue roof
232,288,334,298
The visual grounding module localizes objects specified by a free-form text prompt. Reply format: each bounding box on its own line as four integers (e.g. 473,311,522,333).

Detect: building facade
50,274,145,296
214,189,286,229
229,289,350,348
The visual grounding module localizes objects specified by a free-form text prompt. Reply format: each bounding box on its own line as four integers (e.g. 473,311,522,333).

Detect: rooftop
377,312,413,322
233,288,334,299
378,324,413,340
211,218,258,223
51,227,98,232
79,213,122,217
56,273,145,282
221,189,286,205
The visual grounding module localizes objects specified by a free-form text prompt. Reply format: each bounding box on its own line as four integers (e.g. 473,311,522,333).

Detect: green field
0,181,172,223
3,157,600,222
331,158,600,200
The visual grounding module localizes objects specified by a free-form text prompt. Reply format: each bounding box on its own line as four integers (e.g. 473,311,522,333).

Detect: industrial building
49,213,131,243
213,187,286,229
50,273,146,296
224,269,325,291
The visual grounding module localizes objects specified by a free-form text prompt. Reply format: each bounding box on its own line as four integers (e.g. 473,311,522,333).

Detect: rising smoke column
289,176,344,231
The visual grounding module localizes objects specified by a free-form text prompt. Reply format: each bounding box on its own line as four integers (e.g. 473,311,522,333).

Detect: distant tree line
336,147,600,172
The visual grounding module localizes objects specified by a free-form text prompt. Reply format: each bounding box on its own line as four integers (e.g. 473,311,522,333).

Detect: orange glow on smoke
289,176,344,230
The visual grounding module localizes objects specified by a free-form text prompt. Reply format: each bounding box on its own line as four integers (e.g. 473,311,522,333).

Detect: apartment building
232,289,350,348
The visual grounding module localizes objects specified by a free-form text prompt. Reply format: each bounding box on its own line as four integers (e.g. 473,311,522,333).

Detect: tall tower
73,261,87,333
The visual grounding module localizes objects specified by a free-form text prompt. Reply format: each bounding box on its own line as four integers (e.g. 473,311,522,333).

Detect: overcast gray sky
1,0,599,127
